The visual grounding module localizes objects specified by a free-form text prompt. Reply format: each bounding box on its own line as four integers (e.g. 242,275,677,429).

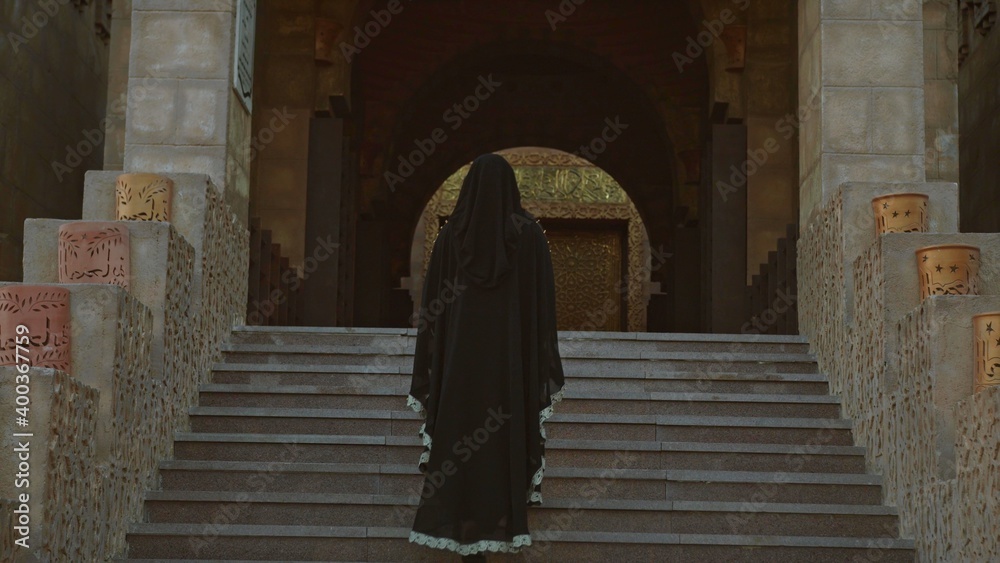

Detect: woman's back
407,155,565,558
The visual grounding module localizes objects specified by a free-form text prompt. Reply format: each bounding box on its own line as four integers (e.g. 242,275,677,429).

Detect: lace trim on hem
528,387,565,504
409,530,532,555
407,394,432,467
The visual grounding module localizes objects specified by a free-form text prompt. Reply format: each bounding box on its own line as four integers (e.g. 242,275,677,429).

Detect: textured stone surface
2,172,246,560
800,185,1000,561
827,182,960,326
26,219,195,381
0,284,153,460
82,171,249,316
954,386,1000,560
0,368,99,561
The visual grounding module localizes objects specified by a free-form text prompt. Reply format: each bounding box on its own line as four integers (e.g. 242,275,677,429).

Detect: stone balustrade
800,181,1000,561
0,174,247,560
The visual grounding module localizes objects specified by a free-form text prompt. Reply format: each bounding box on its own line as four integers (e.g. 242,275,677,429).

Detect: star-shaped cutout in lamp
987,322,995,334
923,255,929,262
883,202,890,210
936,265,944,272
904,210,911,217
892,211,899,218
950,265,959,273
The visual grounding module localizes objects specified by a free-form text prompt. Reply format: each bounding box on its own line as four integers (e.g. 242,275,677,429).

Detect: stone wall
0,369,99,560
958,19,1000,233
0,1,111,281
799,183,1000,561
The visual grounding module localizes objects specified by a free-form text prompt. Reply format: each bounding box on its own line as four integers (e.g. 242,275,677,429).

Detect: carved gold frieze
438,163,628,205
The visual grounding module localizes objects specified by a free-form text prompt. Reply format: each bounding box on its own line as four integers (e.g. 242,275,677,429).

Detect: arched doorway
409,147,655,332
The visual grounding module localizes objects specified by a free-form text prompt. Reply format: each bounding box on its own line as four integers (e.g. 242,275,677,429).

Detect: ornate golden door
546,226,625,332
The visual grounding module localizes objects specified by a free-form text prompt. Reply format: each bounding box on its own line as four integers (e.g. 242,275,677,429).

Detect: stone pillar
923,0,960,182
799,0,927,225
124,0,252,224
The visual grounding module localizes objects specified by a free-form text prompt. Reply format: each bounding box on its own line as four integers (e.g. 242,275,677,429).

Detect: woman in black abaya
407,154,565,559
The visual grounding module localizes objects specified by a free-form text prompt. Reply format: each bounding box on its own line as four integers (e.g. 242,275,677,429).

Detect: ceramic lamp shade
58,222,131,290
0,286,71,372
872,193,929,235
915,244,981,300
116,173,173,222
973,312,1000,393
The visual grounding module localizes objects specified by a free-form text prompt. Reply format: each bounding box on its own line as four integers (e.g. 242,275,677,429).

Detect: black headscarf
450,154,534,288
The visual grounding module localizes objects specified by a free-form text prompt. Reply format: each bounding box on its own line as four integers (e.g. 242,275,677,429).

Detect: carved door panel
546,227,624,332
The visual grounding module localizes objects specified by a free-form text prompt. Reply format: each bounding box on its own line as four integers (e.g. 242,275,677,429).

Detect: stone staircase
122,328,916,561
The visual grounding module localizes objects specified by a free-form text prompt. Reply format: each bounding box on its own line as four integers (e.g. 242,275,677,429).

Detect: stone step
169,432,865,473
156,460,883,505
141,490,902,538
219,345,819,373
187,408,856,446
124,524,914,562
195,385,842,418
228,327,812,355
209,364,830,395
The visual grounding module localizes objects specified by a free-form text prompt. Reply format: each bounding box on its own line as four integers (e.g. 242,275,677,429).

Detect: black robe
407,154,565,556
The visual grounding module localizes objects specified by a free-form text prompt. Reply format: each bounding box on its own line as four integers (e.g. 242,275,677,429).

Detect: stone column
124,0,252,224
799,0,927,225
923,0,960,182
